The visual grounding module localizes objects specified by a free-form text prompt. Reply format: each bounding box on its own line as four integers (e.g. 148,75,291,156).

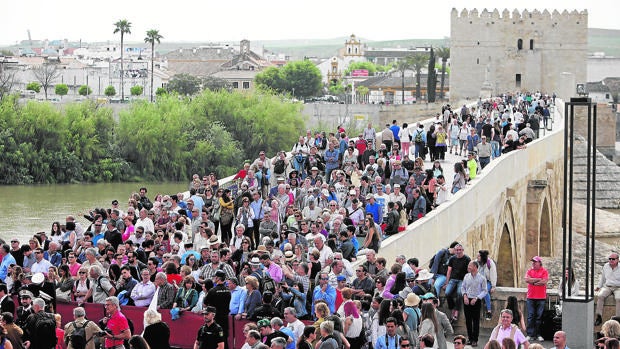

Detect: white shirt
135,218,155,234
31,259,52,275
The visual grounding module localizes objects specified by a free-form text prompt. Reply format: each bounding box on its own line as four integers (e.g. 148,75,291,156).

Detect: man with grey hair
245,330,268,349
100,296,130,349
89,265,116,303
283,307,305,339
270,337,287,349
318,321,338,349
23,297,56,349
270,317,294,349
64,307,101,349
150,272,175,310
82,247,103,269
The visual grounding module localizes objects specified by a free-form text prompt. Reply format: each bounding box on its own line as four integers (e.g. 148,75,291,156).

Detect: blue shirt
312,283,337,315
366,202,382,224
250,199,264,220
280,326,296,349
375,334,401,349
229,286,247,315
390,125,401,141
0,253,16,281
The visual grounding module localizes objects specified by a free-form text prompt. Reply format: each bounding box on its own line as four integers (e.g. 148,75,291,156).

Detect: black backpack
274,159,286,174
69,320,92,349
429,248,450,276
35,312,58,348
261,271,276,294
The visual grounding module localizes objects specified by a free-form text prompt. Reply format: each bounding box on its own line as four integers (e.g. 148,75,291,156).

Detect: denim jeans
526,298,546,337
433,274,447,296
490,141,500,158
445,279,463,310
483,281,492,312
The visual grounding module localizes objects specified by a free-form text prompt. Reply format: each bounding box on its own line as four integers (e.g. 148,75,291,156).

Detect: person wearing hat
204,269,231,348
412,270,434,295
257,318,290,347
307,166,323,186
194,306,225,349
525,256,548,341
16,290,34,328
365,194,381,225
403,293,422,346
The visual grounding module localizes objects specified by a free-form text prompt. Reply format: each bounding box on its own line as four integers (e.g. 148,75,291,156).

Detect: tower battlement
451,8,587,26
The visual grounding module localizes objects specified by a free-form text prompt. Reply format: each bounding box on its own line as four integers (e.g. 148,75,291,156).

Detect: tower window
517,39,523,50
515,74,522,88
529,39,534,50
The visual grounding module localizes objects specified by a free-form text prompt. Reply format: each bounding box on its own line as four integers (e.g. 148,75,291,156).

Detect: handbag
212,206,221,222
220,208,233,225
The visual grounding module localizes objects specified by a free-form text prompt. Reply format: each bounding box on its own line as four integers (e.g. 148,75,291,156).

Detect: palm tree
144,29,163,102
410,54,428,101
113,19,132,100
436,47,450,100
394,57,413,104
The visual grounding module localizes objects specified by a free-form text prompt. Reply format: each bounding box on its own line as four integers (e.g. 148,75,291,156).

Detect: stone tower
449,8,588,102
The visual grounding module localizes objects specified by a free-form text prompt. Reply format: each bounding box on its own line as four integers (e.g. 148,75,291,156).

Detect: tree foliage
427,48,437,103
201,76,231,92
344,61,378,76
167,73,201,96
26,81,41,93
410,54,428,100
114,19,132,100
130,85,143,96
435,47,450,100
144,29,163,102
105,85,116,97
78,85,92,96
155,87,167,97
0,69,17,100
55,84,69,97
0,88,305,184
255,60,322,98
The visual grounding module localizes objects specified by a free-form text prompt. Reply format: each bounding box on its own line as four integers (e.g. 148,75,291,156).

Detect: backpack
428,248,450,276
35,312,58,348
261,271,276,294
414,130,424,144
68,320,92,349
274,159,286,174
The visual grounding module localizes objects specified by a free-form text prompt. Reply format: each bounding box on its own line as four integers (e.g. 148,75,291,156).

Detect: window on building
517,39,523,50
232,82,239,89
529,39,534,50
477,58,479,64
515,74,522,88
243,81,250,89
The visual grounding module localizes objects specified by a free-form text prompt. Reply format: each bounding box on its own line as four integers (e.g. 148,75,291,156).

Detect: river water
0,182,186,243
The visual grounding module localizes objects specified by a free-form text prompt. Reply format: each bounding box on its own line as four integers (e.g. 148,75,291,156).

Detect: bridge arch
495,199,518,287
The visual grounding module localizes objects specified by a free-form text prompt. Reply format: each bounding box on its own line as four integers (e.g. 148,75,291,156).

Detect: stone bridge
375,100,566,288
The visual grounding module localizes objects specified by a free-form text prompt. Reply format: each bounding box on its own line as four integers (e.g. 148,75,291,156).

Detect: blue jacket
312,283,336,315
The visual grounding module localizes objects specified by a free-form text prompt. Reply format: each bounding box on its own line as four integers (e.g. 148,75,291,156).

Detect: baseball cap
202,306,217,314
257,319,271,328
531,256,543,263
337,275,346,282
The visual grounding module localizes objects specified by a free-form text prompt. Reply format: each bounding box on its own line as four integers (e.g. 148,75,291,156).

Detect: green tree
26,81,41,93
436,47,450,100
78,85,92,96
144,29,163,102
54,83,68,98
155,87,167,96
255,61,322,98
394,57,413,104
328,80,345,96
167,73,201,96
201,76,231,91
113,19,132,100
410,54,428,101
130,85,143,96
356,85,369,103
427,48,437,103
104,85,116,97
32,63,61,99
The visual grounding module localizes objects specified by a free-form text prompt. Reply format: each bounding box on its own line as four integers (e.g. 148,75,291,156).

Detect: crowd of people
0,92,577,349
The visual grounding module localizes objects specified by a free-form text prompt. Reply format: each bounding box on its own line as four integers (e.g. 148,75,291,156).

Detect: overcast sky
1,0,616,46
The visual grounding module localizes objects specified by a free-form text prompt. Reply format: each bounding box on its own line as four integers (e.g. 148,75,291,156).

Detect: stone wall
450,8,588,102
301,102,445,129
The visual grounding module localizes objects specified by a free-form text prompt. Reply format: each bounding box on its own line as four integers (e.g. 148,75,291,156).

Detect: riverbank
0,182,186,242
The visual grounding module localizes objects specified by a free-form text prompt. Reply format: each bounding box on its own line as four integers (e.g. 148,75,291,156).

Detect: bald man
551,331,568,349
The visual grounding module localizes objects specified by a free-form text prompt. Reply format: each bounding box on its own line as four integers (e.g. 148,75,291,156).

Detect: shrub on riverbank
0,90,305,184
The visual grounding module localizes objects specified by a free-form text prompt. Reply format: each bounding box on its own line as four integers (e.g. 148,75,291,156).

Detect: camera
97,328,112,337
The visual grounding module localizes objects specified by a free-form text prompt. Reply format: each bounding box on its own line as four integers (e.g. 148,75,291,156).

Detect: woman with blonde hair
240,275,261,320
602,320,620,339
313,301,331,331
142,309,170,349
